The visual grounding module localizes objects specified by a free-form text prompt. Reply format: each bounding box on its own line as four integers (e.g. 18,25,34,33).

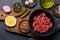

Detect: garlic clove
25,0,29,5
29,0,33,4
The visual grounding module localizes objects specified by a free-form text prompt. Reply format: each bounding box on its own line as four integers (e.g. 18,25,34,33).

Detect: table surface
0,0,60,40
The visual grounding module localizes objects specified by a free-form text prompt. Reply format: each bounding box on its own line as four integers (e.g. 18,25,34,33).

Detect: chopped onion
2,5,11,13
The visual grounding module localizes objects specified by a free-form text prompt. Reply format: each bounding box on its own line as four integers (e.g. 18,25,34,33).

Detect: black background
0,0,60,40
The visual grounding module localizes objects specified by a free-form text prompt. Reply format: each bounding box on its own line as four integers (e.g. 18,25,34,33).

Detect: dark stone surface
0,0,60,40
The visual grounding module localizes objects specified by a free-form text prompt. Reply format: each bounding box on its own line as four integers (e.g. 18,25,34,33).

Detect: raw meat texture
32,13,52,33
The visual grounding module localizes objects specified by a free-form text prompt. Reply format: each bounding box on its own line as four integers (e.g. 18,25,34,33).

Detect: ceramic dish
22,0,37,8
19,20,30,34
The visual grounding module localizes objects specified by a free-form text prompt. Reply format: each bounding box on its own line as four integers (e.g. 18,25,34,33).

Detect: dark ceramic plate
29,9,55,37
22,0,37,8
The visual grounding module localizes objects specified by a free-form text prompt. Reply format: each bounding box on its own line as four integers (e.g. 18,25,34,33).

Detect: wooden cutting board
0,8,38,38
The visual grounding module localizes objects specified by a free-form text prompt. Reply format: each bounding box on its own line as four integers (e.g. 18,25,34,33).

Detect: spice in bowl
13,2,22,13
19,20,30,33
53,4,60,17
